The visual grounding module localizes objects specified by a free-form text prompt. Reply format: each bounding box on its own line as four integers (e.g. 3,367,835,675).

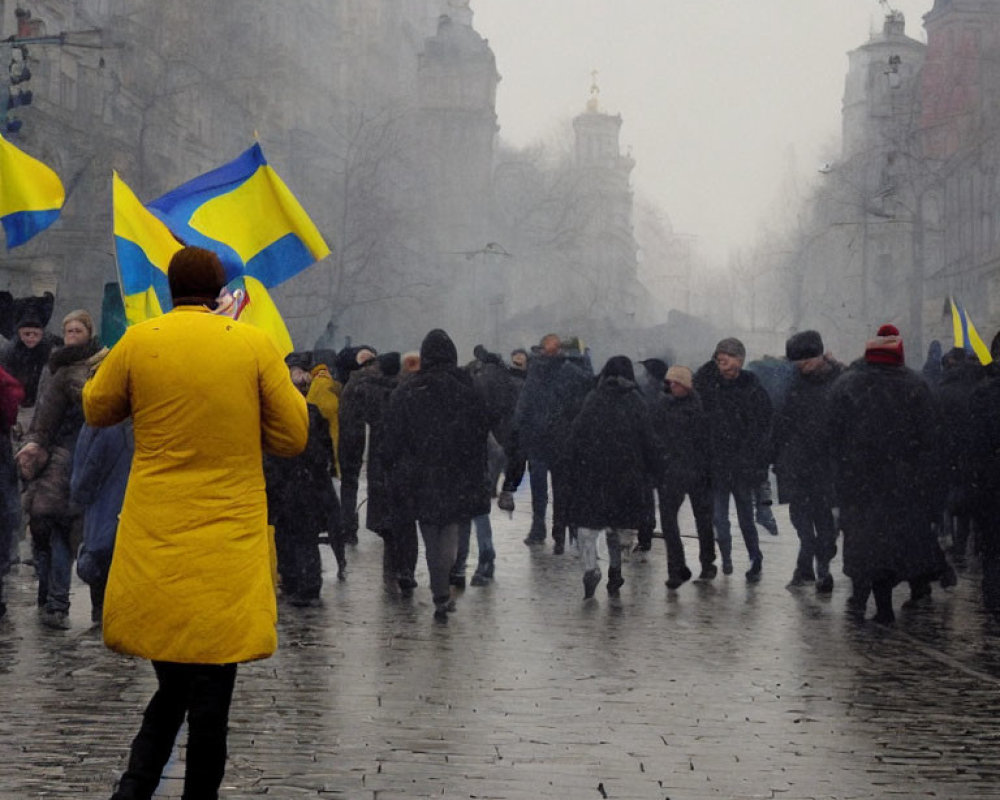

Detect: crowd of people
0,246,997,797
0,294,998,630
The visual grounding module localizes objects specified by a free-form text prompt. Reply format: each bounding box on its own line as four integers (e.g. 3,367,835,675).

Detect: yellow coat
82,307,308,664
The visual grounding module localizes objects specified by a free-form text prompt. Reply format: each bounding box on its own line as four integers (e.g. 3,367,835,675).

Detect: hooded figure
566,355,661,600
384,329,489,621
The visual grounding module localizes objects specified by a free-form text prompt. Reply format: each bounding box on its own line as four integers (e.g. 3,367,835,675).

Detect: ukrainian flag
112,172,179,326
950,296,993,365
147,143,330,287
0,132,65,249
113,171,295,355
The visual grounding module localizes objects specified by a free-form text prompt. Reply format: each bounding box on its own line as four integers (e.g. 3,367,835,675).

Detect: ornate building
0,1,657,357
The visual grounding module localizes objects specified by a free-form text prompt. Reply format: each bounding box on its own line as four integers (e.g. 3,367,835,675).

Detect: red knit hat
865,324,904,365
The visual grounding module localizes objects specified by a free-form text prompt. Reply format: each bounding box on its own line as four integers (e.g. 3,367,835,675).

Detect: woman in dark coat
828,325,947,624
566,356,661,600
384,329,489,621
338,352,401,570
16,309,105,629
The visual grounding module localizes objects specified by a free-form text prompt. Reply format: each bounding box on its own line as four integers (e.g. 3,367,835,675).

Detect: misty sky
474,0,932,262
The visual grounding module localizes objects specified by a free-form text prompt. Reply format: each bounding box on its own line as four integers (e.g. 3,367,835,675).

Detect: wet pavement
2,483,1000,799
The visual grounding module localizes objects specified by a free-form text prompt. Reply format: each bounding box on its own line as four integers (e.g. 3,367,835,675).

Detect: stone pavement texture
2,482,1000,799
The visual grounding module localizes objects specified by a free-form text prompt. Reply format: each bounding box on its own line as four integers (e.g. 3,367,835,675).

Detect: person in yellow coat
82,246,308,800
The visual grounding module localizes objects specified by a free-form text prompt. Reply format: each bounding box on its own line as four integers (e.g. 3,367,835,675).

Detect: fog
476,0,932,261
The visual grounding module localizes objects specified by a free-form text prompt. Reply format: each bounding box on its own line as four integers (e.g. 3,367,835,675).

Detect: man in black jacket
694,338,772,582
384,329,489,621
772,331,843,593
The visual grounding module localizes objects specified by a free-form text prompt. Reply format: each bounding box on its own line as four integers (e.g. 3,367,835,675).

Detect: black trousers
112,661,237,800
658,477,716,573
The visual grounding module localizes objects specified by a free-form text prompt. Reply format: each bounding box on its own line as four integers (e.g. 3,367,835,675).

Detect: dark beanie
168,246,226,306
377,351,401,377
599,354,635,383
419,328,458,370
639,357,669,382
714,337,746,361
284,351,313,371
785,330,824,361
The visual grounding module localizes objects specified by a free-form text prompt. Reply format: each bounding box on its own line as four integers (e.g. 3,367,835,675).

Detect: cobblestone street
2,484,1000,799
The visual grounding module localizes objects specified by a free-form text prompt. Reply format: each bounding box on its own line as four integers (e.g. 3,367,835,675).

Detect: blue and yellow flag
147,143,330,287
950,296,993,365
0,132,65,249
113,171,295,355
112,171,179,326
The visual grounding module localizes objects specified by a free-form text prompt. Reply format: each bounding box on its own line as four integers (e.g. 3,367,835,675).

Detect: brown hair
62,309,94,339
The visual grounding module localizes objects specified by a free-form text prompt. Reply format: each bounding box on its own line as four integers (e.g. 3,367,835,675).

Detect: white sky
473,0,933,261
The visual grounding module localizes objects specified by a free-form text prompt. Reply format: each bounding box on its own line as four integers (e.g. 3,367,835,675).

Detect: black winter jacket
566,376,661,530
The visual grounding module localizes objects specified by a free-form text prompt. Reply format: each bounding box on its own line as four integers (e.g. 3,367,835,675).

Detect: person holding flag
84,246,308,800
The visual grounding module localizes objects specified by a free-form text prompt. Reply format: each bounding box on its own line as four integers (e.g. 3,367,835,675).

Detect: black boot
607,566,624,598
552,526,566,555
666,565,692,590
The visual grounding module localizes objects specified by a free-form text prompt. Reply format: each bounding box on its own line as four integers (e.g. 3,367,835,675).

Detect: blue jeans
31,515,75,613
453,514,495,576
712,483,761,565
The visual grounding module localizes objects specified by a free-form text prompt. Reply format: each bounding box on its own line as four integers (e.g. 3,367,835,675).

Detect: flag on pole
0,132,65,249
147,143,330,287
950,296,993,365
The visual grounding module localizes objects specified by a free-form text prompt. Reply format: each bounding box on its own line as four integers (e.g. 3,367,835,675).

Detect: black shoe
721,559,734,576
449,574,466,590
698,564,718,580
470,572,490,587
789,568,815,585
846,595,868,618
553,540,565,555
815,574,834,594
901,591,932,610
40,609,70,630
746,558,762,583
343,532,359,546
583,568,601,599
666,566,693,590
524,519,546,545
940,564,958,589
632,542,652,554
433,606,449,622
397,573,417,596
289,595,322,608
871,609,895,625
607,567,624,598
